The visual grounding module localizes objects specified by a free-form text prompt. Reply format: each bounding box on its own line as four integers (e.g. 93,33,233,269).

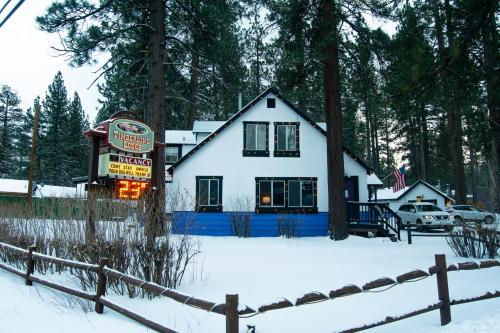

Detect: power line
0,0,12,16
0,0,25,29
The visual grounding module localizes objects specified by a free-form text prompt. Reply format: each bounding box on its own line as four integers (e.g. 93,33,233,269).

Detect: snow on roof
165,130,196,144
317,122,326,130
192,121,225,133
376,186,408,200
34,184,77,198
367,173,383,185
0,179,77,198
0,179,29,194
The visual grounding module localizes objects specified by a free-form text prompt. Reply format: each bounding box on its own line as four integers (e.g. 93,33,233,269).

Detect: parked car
446,205,496,224
397,203,455,232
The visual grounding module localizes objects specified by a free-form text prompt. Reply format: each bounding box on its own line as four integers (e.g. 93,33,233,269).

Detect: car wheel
444,226,454,232
416,219,424,232
454,215,463,224
484,216,494,224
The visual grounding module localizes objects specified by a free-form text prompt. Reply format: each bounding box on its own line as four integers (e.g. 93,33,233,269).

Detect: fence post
225,294,239,333
407,222,412,245
25,245,36,286
95,257,109,314
435,254,451,325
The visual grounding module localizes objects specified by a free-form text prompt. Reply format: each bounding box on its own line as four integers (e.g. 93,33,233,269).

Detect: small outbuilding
376,179,454,211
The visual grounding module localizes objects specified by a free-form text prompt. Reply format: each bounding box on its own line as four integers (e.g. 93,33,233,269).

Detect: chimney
238,92,243,111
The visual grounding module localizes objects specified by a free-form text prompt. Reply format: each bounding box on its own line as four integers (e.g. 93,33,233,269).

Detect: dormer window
165,145,182,164
243,121,269,157
267,98,276,108
274,122,300,157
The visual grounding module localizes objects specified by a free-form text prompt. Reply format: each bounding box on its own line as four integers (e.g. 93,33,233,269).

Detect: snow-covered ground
1,234,499,333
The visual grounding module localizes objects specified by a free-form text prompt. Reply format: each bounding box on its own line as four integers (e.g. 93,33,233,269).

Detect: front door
344,176,359,221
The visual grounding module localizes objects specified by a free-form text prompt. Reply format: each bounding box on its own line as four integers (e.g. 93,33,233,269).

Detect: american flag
393,165,406,192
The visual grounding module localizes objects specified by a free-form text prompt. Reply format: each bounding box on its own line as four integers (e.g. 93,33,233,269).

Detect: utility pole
27,103,40,204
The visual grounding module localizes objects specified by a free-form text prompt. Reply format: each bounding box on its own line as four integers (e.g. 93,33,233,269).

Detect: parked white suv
397,203,454,232
446,205,496,224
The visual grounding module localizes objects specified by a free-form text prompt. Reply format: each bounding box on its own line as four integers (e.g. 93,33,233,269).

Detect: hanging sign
108,119,154,153
98,153,152,179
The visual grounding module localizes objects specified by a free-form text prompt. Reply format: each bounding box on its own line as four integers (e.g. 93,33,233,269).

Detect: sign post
83,112,158,243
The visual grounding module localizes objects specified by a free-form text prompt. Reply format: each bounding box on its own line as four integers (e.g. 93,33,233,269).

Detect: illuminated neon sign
115,180,149,200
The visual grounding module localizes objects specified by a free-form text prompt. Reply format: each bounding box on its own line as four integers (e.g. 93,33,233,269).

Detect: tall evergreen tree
41,71,70,186
66,92,90,178
0,85,23,177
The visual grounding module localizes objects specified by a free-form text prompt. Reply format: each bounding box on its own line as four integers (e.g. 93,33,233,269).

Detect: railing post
407,222,412,245
435,254,451,326
225,294,239,333
25,245,36,286
95,257,109,314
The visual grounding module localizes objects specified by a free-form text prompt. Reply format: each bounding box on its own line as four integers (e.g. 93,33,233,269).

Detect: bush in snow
277,216,301,238
228,196,252,238
446,223,499,259
0,190,200,298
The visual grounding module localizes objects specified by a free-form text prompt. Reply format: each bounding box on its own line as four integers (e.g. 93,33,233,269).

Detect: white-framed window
288,180,314,207
258,180,285,207
274,122,300,157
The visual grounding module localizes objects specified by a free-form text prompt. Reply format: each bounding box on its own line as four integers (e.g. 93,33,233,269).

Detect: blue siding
171,211,328,237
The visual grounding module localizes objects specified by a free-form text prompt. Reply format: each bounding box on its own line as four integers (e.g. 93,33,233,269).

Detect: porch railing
346,202,401,240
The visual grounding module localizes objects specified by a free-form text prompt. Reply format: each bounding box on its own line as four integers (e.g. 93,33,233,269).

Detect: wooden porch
346,202,402,241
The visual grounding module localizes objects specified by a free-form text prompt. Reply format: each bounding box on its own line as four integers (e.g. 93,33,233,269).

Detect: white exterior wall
382,183,448,211
169,93,368,212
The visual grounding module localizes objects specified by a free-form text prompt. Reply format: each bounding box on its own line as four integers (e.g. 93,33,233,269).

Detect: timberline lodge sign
108,119,154,154
98,153,152,179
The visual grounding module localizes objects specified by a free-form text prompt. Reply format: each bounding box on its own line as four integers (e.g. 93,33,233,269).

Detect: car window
470,206,482,212
416,205,443,212
398,205,408,211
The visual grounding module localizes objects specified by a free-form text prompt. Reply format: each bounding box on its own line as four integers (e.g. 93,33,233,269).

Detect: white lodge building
166,88,377,237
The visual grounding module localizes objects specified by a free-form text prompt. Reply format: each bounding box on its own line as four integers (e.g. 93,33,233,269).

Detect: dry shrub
228,196,252,238
446,223,499,259
277,216,301,238
0,190,200,298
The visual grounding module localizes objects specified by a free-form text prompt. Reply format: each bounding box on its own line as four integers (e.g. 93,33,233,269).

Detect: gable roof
167,88,373,174
377,179,454,202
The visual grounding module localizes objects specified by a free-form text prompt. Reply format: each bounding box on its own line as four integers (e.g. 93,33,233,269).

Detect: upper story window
196,176,223,212
274,122,300,157
256,177,317,214
165,145,182,164
243,121,269,157
267,98,276,108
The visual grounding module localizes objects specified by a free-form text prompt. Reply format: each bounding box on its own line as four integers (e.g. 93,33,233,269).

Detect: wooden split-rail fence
0,241,499,333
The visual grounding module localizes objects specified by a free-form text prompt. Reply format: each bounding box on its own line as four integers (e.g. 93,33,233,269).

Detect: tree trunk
481,0,500,212
145,0,166,244
294,0,307,112
432,0,466,203
321,0,347,240
187,50,199,129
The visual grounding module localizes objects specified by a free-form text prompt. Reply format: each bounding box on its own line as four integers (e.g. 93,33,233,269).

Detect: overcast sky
0,0,103,121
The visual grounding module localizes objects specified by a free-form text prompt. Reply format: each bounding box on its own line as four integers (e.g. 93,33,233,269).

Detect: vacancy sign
98,153,152,180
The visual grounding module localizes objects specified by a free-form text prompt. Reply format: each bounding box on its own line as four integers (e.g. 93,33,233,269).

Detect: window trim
274,122,300,157
243,121,269,157
165,144,182,164
255,177,317,214
195,176,223,212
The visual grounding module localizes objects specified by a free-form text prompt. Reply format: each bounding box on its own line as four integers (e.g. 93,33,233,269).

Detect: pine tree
66,92,90,179
13,107,34,179
0,85,23,177
41,71,69,186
